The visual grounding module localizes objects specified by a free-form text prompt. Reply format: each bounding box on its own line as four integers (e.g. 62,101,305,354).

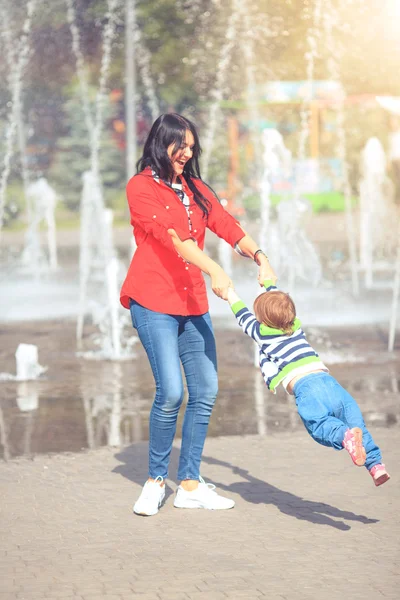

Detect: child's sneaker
133,476,165,516
174,476,235,510
342,427,366,466
369,464,390,487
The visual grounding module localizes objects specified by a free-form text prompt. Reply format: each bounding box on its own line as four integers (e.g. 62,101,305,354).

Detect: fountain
16,381,39,412
76,169,104,348
359,137,399,288
371,101,400,350
254,372,267,436
240,0,265,180
246,128,322,366
0,0,37,235
0,404,10,461
80,361,146,451
276,198,322,289
0,0,399,466
0,343,46,382
217,197,234,276
217,0,264,276
15,343,46,380
134,27,160,122
67,0,134,359
1,7,33,225
259,128,322,289
259,129,290,252
388,245,400,351
296,0,322,167
323,0,359,295
66,0,121,179
108,363,123,447
201,0,242,179
77,172,136,359
21,177,59,273
210,0,322,296
0,0,157,358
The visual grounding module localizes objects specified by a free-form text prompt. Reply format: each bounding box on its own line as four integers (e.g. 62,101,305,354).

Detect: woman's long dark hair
136,113,213,217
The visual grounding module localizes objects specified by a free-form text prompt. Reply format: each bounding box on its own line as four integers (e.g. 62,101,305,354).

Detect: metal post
388,243,400,351
125,0,137,180
310,101,319,159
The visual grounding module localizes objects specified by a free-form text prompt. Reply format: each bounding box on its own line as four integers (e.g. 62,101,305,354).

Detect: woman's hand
210,267,232,300
257,255,277,286
168,231,232,297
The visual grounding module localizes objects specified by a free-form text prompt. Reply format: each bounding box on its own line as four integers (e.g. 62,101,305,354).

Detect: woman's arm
127,176,191,252
167,229,232,299
235,231,278,286
195,181,277,286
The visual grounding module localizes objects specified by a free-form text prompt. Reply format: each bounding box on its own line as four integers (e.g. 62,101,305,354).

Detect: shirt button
185,266,189,270
194,229,197,233
189,210,193,214
166,206,169,209
184,287,187,290
153,215,156,218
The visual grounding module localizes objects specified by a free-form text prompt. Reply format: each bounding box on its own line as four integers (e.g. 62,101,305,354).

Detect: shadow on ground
113,443,379,531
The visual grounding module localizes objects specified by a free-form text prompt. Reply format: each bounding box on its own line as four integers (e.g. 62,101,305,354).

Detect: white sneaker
174,476,235,510
133,476,166,516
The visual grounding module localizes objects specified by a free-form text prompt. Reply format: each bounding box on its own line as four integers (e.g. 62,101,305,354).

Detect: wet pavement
0,318,399,461
1,282,399,600
1,426,399,600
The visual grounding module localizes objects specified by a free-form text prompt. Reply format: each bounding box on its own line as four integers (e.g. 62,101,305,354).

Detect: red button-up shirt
120,168,245,315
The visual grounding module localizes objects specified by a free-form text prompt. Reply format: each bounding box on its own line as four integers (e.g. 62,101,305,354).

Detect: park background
1,2,400,600
0,0,399,463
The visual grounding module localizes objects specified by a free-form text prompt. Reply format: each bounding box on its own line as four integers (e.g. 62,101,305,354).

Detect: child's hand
257,259,278,287
227,286,240,305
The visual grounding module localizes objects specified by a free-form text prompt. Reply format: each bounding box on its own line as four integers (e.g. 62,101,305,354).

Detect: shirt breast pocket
164,202,186,228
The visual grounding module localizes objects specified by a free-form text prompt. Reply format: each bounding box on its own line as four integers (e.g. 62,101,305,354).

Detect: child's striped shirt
230,281,328,393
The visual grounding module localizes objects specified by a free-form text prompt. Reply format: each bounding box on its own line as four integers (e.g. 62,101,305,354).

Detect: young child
227,280,390,486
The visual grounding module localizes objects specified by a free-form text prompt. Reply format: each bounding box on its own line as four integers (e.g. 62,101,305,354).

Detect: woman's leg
176,312,218,482
130,301,184,479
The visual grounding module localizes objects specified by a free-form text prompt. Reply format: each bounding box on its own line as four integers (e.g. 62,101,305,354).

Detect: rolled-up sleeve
199,182,245,248
127,177,191,251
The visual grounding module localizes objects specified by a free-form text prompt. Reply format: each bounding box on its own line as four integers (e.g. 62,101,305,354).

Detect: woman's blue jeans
129,299,218,481
293,372,382,470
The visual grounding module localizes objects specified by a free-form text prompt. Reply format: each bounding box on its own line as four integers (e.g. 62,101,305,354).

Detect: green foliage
301,191,358,212
242,190,358,219
3,0,400,221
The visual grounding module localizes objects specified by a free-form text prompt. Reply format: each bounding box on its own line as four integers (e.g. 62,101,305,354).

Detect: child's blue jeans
293,371,382,470
129,299,218,481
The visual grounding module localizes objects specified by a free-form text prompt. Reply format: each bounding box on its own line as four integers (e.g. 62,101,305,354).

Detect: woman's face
167,129,195,181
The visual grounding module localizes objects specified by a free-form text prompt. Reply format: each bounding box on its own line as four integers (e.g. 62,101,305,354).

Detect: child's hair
253,291,296,334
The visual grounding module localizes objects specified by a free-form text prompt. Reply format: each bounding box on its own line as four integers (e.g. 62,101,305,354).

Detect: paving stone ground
0,428,399,600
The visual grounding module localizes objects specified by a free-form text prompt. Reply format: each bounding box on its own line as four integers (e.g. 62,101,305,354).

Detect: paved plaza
1,428,399,600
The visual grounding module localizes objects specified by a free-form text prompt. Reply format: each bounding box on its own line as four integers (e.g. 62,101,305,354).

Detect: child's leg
336,382,383,471
294,375,348,450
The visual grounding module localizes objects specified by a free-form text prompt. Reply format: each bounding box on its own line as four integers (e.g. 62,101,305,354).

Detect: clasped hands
211,257,277,301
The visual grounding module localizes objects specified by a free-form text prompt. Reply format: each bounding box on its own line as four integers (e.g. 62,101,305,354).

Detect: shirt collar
151,168,161,184
149,167,192,197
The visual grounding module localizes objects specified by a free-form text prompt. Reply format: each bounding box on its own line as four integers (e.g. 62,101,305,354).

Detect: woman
120,113,277,516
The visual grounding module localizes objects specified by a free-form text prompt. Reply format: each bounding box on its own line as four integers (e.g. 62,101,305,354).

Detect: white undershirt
171,182,192,231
